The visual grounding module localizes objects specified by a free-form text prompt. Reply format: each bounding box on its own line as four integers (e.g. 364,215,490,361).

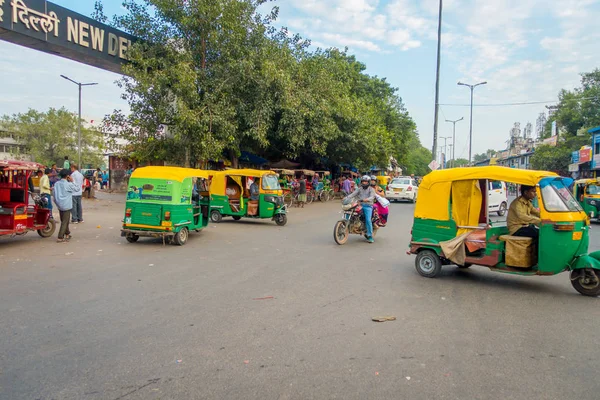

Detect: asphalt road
1,194,600,400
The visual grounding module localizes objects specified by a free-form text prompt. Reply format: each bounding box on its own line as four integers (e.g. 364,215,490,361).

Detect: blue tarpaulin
239,151,268,165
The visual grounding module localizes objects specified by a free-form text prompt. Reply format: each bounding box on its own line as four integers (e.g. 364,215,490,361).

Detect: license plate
394,188,402,192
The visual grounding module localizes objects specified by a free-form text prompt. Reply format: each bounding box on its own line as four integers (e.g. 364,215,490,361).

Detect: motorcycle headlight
264,195,278,204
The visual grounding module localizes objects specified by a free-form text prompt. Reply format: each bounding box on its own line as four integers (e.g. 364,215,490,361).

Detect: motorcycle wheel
333,220,349,245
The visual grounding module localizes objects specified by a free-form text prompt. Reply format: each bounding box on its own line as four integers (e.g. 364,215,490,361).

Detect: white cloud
320,32,381,51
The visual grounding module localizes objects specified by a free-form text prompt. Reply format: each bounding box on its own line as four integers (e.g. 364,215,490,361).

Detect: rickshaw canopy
210,169,278,194
130,166,210,182
416,166,559,221
0,160,45,171
272,168,294,176
295,169,315,176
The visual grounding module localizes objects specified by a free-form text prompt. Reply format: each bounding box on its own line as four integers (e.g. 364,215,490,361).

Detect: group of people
33,157,89,243
343,175,390,243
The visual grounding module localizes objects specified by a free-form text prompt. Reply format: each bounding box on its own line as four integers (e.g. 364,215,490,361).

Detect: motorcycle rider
344,175,376,243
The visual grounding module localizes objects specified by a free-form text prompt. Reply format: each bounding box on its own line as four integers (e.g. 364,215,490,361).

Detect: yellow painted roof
420,166,558,189
217,168,276,177
131,166,210,182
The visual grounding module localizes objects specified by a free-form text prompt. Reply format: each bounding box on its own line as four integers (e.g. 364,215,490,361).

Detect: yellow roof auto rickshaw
121,166,211,245
209,169,287,226
408,166,600,296
573,178,600,222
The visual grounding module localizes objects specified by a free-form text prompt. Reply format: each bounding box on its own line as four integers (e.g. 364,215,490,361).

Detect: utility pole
60,75,98,168
457,81,487,165
431,0,443,161
445,117,463,169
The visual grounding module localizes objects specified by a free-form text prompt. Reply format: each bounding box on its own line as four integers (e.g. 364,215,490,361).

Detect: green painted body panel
124,201,207,232
538,221,587,274
410,218,457,254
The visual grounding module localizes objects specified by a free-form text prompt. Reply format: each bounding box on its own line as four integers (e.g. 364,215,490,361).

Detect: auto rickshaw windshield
261,174,281,190
588,184,600,195
540,178,582,212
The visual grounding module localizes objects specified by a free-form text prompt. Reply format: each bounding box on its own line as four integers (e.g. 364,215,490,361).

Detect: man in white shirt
69,164,84,223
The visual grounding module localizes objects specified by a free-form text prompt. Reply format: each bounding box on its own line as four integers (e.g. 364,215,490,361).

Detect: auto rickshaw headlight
590,200,596,205
264,195,277,204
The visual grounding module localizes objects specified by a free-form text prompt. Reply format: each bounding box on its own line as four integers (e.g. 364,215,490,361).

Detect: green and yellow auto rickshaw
121,166,211,245
573,178,600,222
209,169,287,226
408,166,600,296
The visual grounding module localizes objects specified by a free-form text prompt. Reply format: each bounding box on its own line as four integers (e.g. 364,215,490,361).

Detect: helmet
361,175,370,182
370,175,377,181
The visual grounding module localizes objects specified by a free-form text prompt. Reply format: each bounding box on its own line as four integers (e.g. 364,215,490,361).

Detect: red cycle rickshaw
0,160,56,240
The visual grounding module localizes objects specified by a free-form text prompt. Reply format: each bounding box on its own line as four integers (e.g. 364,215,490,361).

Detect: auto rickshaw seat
499,235,537,268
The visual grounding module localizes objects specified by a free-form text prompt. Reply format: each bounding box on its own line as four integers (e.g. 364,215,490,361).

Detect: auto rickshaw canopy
130,166,210,182
210,169,277,194
415,166,558,222
0,160,45,171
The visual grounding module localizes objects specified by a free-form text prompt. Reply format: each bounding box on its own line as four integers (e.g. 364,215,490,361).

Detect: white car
488,181,508,216
386,177,418,202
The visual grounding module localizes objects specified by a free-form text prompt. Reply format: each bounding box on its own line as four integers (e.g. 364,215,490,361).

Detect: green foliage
530,136,590,174
447,158,469,168
553,69,600,137
403,134,431,176
1,107,104,168
96,0,421,170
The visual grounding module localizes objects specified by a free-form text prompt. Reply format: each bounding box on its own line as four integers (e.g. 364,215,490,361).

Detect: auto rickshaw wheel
37,218,56,238
415,249,442,278
174,227,189,246
232,216,242,221
457,263,472,268
210,210,222,223
125,233,139,243
275,214,287,226
333,220,349,245
571,269,600,296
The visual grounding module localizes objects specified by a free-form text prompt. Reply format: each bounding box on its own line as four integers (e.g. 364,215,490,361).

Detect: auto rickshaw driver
507,185,541,241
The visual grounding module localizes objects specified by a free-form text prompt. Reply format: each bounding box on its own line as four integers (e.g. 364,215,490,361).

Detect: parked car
488,180,508,216
385,177,418,202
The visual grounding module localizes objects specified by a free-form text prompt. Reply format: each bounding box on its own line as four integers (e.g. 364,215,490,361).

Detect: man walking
39,169,53,218
53,169,78,242
63,156,70,170
70,164,84,223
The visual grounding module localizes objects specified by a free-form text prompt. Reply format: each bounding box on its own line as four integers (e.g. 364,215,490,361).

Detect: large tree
1,107,104,167
552,69,600,137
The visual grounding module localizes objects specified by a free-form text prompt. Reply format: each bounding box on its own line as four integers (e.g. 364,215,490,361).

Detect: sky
1,0,599,160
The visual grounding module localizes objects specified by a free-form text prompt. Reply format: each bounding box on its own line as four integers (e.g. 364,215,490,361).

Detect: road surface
1,194,599,399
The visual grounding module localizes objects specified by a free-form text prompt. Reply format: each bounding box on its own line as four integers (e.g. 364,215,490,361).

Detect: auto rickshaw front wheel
275,214,287,226
37,218,56,238
570,269,600,297
415,249,442,278
174,227,189,246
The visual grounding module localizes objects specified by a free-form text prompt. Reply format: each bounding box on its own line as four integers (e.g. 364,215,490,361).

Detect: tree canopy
1,107,105,168
95,0,428,172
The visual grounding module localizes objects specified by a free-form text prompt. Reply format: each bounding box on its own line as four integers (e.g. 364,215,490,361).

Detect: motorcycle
333,201,380,245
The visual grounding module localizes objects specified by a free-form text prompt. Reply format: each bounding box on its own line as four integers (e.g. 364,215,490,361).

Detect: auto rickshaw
408,166,600,296
0,160,55,240
121,166,211,245
272,169,294,189
209,169,287,226
573,178,600,222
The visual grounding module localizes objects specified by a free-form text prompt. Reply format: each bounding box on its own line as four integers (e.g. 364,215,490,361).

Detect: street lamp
457,81,487,165
60,75,98,168
440,136,451,169
445,117,464,168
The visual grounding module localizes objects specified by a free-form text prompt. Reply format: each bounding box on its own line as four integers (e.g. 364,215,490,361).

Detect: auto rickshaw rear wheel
232,216,242,221
125,233,139,243
37,218,56,238
571,269,600,297
275,214,287,226
174,227,188,246
210,210,222,223
415,249,442,278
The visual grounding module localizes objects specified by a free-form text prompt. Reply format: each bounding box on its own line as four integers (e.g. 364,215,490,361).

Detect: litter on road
372,316,396,322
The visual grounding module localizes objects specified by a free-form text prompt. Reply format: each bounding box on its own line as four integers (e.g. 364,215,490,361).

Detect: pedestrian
63,156,70,170
49,163,59,187
102,170,109,189
39,169,53,218
93,168,100,186
53,169,78,243
70,164,84,223
298,175,307,208
342,176,352,195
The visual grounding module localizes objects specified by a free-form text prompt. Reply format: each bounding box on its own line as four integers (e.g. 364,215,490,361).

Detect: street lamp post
60,75,98,168
445,117,464,168
457,81,487,165
440,136,451,169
